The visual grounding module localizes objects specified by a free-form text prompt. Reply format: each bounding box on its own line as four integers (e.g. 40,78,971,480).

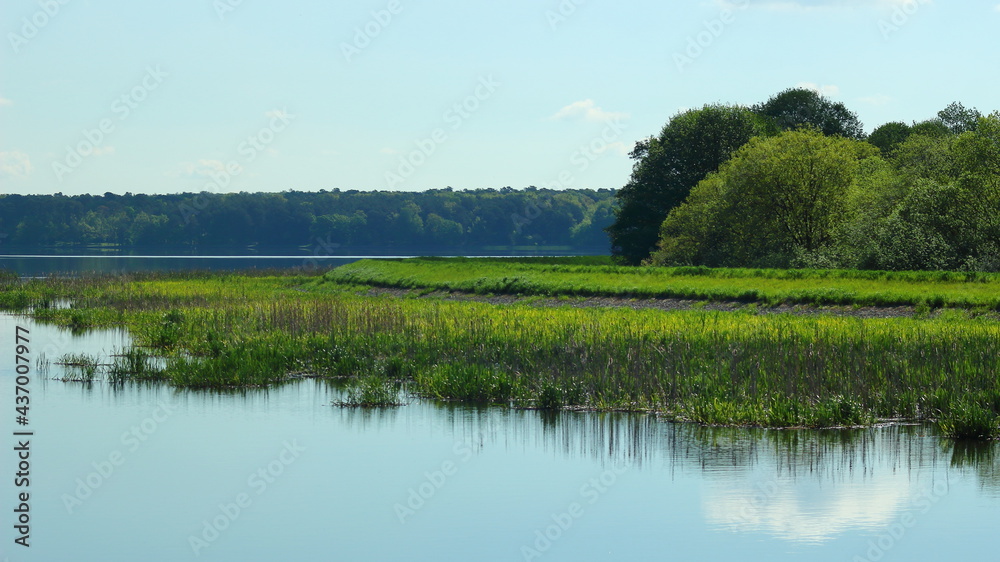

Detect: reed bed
6,269,1000,437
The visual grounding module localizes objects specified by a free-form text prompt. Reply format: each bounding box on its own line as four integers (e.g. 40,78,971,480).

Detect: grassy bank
3,265,999,438
327,258,1000,310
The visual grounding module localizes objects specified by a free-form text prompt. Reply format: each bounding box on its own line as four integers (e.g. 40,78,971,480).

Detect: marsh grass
334,375,404,407
56,353,101,382
107,347,167,384
939,402,1000,440
15,268,1000,436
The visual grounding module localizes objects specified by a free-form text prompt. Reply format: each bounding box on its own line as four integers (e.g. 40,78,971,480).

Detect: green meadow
328,257,1000,309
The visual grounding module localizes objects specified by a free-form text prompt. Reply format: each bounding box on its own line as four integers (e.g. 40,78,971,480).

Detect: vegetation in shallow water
5,267,1000,438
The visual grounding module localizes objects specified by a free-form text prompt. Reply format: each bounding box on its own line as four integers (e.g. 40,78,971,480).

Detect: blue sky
1,0,998,196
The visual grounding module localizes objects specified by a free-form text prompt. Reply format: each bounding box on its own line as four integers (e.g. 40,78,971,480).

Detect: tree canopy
753,88,865,140
650,110,1000,271
651,129,877,267
0,188,616,253
607,88,868,265
606,104,770,265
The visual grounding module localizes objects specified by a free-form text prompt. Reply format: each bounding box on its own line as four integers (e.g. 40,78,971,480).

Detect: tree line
607,88,998,271
0,188,615,252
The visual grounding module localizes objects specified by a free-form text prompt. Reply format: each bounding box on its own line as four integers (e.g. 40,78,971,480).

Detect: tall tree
754,88,865,139
868,122,912,156
651,129,878,267
938,101,982,135
606,104,770,265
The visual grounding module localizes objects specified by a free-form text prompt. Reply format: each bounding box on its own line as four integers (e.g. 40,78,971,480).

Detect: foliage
651,129,878,267
753,87,865,139
607,104,771,265
0,187,615,252
649,107,1000,272
938,101,983,135
868,121,911,157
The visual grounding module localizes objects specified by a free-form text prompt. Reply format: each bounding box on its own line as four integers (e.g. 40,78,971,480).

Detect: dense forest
0,188,615,252
609,88,999,271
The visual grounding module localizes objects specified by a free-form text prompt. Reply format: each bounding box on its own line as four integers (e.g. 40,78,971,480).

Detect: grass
56,353,101,382
107,347,167,384
334,375,404,407
326,257,1000,310
4,262,1000,438
939,402,1000,440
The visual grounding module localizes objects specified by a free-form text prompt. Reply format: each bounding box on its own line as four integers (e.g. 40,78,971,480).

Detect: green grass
334,375,404,407
326,258,1000,309
6,265,1000,437
56,353,101,382
107,347,167,384
939,402,1000,440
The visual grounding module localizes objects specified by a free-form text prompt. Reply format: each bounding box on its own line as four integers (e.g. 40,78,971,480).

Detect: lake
2,310,999,561
0,248,589,277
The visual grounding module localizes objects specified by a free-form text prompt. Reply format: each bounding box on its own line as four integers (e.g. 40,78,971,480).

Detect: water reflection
417,405,996,545
949,441,1000,493
6,309,1000,557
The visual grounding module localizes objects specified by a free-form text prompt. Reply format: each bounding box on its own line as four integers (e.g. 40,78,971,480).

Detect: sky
1,0,998,196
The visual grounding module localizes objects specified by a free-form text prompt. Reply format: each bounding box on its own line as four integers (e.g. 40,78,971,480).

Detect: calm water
2,313,999,561
0,249,586,277
0,254,384,276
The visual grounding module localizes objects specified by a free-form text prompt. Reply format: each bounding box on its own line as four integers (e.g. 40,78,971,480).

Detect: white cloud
994,3,1000,11
550,99,629,122
858,94,893,106
91,146,116,156
0,151,32,178
703,478,912,544
0,97,12,106
796,82,840,97
168,159,228,179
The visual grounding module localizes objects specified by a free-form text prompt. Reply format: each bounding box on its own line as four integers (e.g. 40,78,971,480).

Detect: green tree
425,213,464,245
868,122,912,156
938,102,982,135
651,129,878,267
844,113,1000,271
606,104,770,265
909,118,951,138
754,88,865,139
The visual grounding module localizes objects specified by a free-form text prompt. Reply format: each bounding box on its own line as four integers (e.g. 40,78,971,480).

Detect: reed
56,353,101,382
334,376,404,407
107,347,167,384
939,402,1000,440
12,268,1000,437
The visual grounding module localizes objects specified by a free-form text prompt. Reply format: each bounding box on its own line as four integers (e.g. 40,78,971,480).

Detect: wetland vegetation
3,258,999,439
